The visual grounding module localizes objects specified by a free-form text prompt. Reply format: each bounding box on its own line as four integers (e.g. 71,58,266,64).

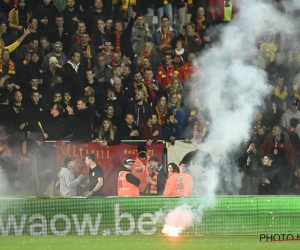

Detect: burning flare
162,225,180,237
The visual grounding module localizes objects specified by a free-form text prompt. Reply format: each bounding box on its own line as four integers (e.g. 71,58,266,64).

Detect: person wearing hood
281,99,300,138
60,156,84,196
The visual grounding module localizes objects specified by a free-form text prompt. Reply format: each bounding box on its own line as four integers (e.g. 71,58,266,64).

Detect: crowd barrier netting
0,197,299,236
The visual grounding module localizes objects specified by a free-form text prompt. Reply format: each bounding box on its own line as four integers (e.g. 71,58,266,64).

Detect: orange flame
168,227,179,237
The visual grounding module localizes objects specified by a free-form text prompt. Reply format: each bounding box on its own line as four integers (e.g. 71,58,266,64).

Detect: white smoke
162,0,300,236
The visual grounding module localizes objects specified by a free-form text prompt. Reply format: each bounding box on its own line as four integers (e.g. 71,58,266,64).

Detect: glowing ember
162,225,180,237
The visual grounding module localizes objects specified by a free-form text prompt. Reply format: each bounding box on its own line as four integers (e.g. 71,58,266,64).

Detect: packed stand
0,0,299,195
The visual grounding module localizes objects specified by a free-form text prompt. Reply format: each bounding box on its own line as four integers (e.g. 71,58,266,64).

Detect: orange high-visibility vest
132,156,150,193
118,171,140,196
163,173,185,196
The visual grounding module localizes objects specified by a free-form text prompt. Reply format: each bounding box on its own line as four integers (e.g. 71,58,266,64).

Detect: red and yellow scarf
196,16,206,30
293,83,300,100
155,105,168,124
121,0,136,11
180,0,193,7
0,59,15,74
102,50,114,63
193,121,207,139
115,31,122,53
149,172,158,194
144,78,156,102
83,44,91,68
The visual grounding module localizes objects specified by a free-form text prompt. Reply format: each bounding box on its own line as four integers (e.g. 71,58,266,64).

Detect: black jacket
26,101,49,132
0,104,19,135
45,114,68,140
68,106,93,143
258,166,283,195
68,43,97,70
45,26,71,55
93,127,121,146
32,2,58,30
111,17,135,58
146,165,167,195
126,102,152,126
118,123,140,140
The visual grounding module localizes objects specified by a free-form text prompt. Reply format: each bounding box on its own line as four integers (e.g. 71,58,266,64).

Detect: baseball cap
4,78,13,84
64,156,76,166
148,156,159,162
137,144,147,153
55,41,63,48
291,99,299,106
124,158,135,165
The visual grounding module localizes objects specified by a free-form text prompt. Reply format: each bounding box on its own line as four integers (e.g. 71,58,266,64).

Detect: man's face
187,25,194,34
78,23,86,33
104,42,112,51
123,66,130,76
188,54,195,64
43,0,51,5
55,17,64,28
50,105,58,116
97,20,105,31
149,161,158,170
263,156,272,166
113,53,120,62
98,56,105,67
40,39,49,49
86,71,95,81
179,164,187,173
32,92,40,103
277,77,284,87
31,79,39,88
0,23,7,33
94,0,103,9
67,0,75,8
106,19,113,29
107,90,115,99
272,126,281,137
114,67,122,77
2,50,9,61
142,58,150,68
164,56,172,65
68,160,76,170
144,70,153,80
136,16,145,26
161,18,169,28
114,81,121,91
31,54,39,63
125,114,134,125
151,115,158,124
64,93,71,102
14,92,23,103
55,46,62,53
115,22,123,32
291,104,299,113
81,34,89,44
144,42,152,53
197,7,205,18
19,1,25,8
53,93,62,102
106,106,114,116
77,100,85,110
31,40,39,49
5,82,13,91
135,91,143,101
72,52,81,63
85,157,91,167
134,73,142,83
29,19,38,30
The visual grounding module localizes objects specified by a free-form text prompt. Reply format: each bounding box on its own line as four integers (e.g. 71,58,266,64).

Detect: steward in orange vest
179,162,193,196
118,158,140,196
163,163,185,196
132,144,150,194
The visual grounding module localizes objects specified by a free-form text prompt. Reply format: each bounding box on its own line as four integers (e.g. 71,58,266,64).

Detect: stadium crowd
0,0,299,196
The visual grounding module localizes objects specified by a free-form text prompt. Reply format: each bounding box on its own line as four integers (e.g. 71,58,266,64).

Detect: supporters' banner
167,140,226,164
56,142,164,196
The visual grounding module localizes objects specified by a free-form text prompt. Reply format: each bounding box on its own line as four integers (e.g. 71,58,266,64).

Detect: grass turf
1,236,300,250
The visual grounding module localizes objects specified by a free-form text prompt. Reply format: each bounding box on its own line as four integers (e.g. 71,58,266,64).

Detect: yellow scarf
122,0,136,11
0,59,15,74
83,44,91,68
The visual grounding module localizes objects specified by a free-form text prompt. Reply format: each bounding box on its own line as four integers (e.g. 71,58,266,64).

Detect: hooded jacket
59,167,83,196
281,109,300,137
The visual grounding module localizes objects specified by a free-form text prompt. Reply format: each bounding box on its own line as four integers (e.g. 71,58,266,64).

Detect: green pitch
1,236,299,250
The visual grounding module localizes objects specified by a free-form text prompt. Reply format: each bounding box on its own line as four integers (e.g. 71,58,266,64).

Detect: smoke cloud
162,0,300,236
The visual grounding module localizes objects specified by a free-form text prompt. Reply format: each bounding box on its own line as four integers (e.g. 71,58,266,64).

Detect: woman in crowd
154,95,171,125
164,77,183,104
173,39,188,67
163,163,184,196
167,92,185,128
93,118,121,146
